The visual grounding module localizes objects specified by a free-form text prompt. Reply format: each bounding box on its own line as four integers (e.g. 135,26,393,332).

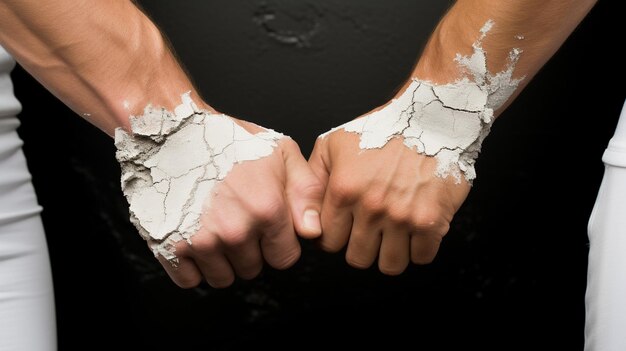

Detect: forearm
322,0,597,184
0,0,207,136
413,0,597,112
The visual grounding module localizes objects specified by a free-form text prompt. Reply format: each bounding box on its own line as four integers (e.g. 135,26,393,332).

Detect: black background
11,1,624,350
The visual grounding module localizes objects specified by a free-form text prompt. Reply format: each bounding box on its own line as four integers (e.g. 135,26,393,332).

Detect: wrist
412,10,485,85
102,18,212,133
327,19,526,183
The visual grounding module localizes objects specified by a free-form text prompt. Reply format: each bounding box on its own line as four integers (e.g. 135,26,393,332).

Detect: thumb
281,138,324,239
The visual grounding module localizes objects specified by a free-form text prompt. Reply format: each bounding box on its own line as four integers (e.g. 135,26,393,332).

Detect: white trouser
585,100,626,351
0,48,57,350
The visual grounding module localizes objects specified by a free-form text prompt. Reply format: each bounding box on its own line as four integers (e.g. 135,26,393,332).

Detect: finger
308,137,330,189
282,138,324,239
310,136,353,251
194,251,236,288
157,255,203,289
378,225,410,276
407,189,451,265
223,238,264,280
185,232,237,288
319,194,353,252
345,211,382,269
260,216,302,270
410,234,442,265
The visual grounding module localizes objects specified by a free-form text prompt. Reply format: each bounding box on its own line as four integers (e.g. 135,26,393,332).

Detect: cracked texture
320,20,523,182
115,93,283,262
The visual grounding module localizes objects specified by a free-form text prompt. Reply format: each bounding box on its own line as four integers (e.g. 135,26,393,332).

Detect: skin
0,0,324,288
309,0,597,275
0,0,599,283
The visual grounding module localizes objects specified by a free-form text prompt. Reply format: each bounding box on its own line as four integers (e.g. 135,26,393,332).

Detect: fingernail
303,209,322,233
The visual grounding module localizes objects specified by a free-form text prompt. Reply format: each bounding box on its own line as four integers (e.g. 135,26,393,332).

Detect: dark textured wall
11,1,624,350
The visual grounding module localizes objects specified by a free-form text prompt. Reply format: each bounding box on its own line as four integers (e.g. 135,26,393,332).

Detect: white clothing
585,100,626,351
0,45,57,351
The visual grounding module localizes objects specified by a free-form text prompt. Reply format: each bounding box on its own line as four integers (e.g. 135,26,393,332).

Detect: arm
413,0,596,110
0,0,323,288
0,0,200,135
309,0,596,275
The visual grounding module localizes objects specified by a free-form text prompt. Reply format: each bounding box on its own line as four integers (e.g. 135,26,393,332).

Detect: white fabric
0,45,57,350
585,100,626,351
0,48,21,117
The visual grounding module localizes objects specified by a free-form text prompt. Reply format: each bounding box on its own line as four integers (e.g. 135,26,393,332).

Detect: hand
152,119,324,288
309,115,470,275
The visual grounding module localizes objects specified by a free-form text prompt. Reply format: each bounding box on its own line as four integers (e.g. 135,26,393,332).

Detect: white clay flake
320,20,523,182
115,93,283,263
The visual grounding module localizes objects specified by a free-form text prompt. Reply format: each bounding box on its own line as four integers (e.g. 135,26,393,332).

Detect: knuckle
251,195,286,225
379,251,409,276
188,234,220,253
319,237,345,253
217,224,250,248
296,177,325,199
378,263,407,276
328,177,358,206
238,266,263,280
412,252,437,265
386,206,413,225
282,137,301,153
174,275,202,289
313,135,323,146
411,208,445,231
361,191,386,215
312,136,326,150
346,255,373,270
269,246,301,270
208,275,235,289
438,222,451,237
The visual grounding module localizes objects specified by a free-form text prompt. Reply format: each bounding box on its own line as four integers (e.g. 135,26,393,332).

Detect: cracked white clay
321,20,523,182
115,93,283,263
